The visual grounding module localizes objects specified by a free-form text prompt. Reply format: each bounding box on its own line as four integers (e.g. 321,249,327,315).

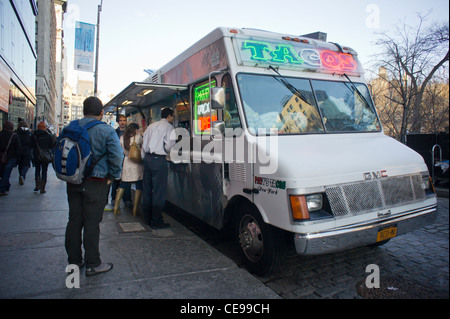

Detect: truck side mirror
211,87,225,110
211,121,225,139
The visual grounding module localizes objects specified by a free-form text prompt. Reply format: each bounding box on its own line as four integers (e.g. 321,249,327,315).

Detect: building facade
1,0,66,132
0,0,37,130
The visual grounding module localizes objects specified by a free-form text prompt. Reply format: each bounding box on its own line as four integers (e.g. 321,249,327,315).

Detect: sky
63,0,449,103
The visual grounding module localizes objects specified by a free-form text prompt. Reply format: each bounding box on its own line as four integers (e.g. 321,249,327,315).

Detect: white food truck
105,27,437,276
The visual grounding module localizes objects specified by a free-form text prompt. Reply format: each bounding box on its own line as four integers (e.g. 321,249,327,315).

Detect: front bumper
294,205,437,255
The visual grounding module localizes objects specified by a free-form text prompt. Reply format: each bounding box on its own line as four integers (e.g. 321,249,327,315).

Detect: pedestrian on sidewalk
114,122,143,216
64,96,123,277
16,121,32,185
141,108,176,229
0,121,21,196
31,121,54,194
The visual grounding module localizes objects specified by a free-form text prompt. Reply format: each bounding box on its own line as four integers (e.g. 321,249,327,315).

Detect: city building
0,0,67,132
35,0,67,132
0,0,38,129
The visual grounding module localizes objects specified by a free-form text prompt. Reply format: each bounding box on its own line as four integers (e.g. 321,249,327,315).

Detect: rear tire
234,202,285,277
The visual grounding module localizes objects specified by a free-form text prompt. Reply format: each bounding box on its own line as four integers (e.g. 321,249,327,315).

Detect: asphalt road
167,197,449,299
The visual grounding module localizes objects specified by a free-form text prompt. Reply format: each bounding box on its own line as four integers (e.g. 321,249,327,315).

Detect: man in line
65,97,123,276
105,114,131,210
141,108,176,229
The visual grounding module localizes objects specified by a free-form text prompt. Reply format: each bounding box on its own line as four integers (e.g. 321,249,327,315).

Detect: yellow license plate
377,225,397,242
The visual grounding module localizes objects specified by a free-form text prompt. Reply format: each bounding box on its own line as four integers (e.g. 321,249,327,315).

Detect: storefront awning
103,82,187,116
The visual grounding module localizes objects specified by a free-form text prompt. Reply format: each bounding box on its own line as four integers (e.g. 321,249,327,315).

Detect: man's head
83,96,104,118
161,108,174,124
2,121,14,132
117,114,127,130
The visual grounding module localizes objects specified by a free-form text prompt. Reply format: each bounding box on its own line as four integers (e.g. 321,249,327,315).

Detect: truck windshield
237,73,381,135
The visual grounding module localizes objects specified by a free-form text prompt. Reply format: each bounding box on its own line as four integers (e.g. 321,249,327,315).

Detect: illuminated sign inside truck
193,80,217,135
234,38,362,75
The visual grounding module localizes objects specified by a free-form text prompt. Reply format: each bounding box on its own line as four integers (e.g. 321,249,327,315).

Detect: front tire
235,202,285,277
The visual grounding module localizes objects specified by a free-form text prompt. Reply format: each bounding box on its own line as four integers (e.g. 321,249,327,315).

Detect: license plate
377,224,397,242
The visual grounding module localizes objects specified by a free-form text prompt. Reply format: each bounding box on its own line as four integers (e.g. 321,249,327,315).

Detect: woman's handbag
128,136,142,163
37,145,53,164
0,134,14,164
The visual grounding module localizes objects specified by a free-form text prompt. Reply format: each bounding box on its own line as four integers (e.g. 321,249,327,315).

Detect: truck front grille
325,174,426,217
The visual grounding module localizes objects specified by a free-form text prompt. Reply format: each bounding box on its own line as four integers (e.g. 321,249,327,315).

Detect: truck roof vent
151,73,159,83
300,32,327,42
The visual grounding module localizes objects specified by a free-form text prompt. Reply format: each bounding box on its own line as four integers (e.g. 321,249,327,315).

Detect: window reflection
236,73,381,135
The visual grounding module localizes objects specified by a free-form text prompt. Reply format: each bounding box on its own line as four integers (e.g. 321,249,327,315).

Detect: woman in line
114,122,143,216
32,121,54,194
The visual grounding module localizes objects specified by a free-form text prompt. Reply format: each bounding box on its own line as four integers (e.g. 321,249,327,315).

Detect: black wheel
234,202,285,277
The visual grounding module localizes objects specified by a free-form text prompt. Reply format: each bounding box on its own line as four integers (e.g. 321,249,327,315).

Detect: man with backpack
62,96,123,276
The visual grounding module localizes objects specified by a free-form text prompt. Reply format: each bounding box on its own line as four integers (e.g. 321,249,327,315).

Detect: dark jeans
65,179,110,268
110,179,131,202
18,165,30,180
0,158,16,193
143,154,168,226
34,162,49,181
119,180,143,190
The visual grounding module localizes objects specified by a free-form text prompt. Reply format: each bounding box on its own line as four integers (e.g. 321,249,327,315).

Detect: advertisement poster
74,21,95,72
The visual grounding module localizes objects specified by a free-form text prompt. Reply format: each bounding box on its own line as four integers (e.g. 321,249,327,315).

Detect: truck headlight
306,194,323,212
421,175,435,195
421,176,430,190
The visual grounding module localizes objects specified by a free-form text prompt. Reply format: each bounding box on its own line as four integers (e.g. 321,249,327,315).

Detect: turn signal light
290,195,310,220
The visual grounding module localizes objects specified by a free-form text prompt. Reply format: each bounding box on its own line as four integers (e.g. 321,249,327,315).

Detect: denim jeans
34,162,49,182
119,180,143,190
0,158,16,193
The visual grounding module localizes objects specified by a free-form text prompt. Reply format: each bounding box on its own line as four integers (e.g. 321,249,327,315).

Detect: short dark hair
83,96,103,116
161,108,174,119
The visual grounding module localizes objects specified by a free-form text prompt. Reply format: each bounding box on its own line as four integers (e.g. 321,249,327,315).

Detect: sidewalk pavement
0,167,280,299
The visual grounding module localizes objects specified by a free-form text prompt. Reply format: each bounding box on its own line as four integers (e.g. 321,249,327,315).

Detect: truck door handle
243,188,259,194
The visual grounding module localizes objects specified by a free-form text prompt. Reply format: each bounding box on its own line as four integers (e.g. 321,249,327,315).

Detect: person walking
64,96,123,276
31,121,54,194
114,122,143,216
16,121,32,185
141,108,176,229
0,121,21,196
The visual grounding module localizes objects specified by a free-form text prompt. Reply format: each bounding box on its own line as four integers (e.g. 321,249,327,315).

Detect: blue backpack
53,120,105,184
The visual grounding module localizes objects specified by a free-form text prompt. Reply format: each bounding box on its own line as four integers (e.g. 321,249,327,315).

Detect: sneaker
86,262,113,277
19,176,24,185
104,203,114,211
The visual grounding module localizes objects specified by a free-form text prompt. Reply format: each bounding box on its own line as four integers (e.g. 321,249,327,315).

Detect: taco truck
104,27,437,276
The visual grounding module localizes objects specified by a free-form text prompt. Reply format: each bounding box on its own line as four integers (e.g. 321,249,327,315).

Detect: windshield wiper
268,66,312,106
342,73,372,110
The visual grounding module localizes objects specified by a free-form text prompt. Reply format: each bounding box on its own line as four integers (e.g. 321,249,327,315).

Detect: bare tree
371,14,449,142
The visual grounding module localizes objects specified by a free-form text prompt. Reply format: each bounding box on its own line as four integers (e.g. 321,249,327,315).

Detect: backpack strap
80,119,107,178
